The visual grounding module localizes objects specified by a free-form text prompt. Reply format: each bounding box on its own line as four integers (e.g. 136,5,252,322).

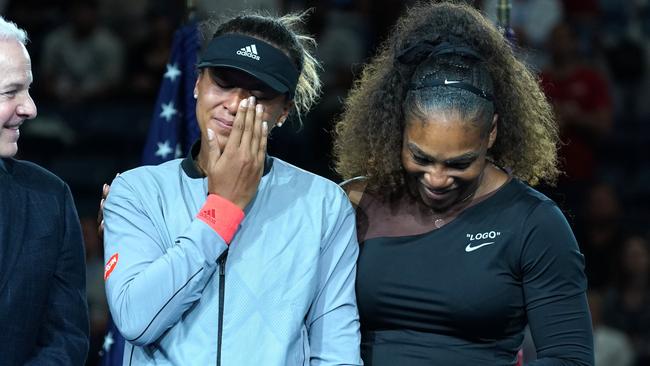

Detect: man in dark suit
0,16,89,365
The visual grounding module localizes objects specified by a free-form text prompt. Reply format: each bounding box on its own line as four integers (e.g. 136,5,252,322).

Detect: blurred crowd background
2,0,650,365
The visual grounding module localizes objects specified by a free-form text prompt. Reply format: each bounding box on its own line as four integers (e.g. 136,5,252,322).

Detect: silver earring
193,93,198,99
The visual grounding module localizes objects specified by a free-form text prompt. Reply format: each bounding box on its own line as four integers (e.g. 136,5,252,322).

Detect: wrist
197,194,245,244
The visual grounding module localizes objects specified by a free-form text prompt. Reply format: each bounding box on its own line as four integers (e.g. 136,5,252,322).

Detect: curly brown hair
333,1,559,193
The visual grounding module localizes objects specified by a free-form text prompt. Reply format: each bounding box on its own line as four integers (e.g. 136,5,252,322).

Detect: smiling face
194,67,291,152
0,39,37,158
401,110,496,213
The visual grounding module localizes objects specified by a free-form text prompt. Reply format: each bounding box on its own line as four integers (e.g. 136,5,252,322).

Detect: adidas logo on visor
236,44,260,60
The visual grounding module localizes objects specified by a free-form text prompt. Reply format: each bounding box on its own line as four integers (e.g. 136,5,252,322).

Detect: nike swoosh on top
465,242,495,252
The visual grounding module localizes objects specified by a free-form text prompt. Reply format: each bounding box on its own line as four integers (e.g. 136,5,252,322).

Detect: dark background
3,0,649,364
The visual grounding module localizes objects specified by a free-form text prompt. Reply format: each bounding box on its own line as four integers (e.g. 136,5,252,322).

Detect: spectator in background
303,0,372,179
0,15,89,365
603,235,650,366
540,22,613,212
596,0,649,140
561,0,606,58
40,0,124,105
125,11,174,100
588,290,635,366
96,0,151,47
481,0,563,69
577,181,623,290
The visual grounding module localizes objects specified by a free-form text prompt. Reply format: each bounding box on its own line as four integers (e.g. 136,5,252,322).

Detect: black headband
408,79,494,102
197,34,300,98
397,39,494,102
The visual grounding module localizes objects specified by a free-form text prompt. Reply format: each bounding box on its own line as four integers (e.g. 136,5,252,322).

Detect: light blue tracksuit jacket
103,154,362,365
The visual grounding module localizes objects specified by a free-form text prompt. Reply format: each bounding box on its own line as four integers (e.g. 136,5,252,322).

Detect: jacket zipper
216,251,228,366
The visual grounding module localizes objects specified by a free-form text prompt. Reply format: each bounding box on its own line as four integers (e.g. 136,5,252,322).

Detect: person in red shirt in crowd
540,22,612,199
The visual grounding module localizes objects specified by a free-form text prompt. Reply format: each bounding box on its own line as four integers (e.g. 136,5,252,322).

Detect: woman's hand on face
206,96,269,210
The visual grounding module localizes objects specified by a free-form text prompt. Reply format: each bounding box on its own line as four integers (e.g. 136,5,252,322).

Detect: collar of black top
197,34,300,98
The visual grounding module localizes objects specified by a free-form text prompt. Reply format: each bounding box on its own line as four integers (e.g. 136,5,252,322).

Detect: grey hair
0,16,28,45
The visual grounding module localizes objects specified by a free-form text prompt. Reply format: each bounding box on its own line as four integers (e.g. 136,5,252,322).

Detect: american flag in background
99,21,200,365
141,21,200,165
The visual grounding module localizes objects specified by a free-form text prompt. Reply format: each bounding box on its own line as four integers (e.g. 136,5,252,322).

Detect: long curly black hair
334,1,558,193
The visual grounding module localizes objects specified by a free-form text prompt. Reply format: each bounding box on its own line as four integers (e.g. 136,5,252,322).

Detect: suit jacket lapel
0,167,27,296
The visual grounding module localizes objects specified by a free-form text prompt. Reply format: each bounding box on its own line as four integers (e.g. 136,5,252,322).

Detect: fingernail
249,96,255,105
240,99,248,108
100,198,105,205
262,121,268,132
207,128,215,141
256,104,263,113
102,183,107,191
115,172,120,177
